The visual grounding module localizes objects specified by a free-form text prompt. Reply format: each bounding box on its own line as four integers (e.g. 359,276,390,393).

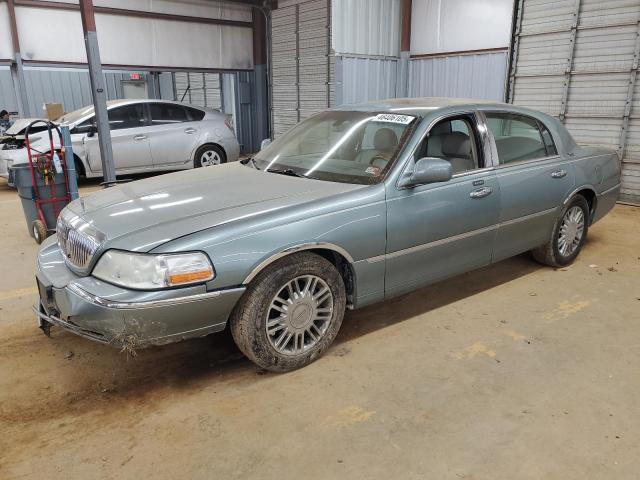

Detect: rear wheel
194,144,226,168
230,252,346,372
532,194,589,267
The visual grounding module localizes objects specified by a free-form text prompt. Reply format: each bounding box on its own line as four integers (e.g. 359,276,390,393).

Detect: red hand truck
24,120,72,243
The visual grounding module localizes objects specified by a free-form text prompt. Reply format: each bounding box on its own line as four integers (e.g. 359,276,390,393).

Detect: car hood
4,118,47,136
66,163,364,251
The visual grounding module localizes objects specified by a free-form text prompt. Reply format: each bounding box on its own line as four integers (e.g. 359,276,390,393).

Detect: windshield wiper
267,168,307,178
242,157,261,170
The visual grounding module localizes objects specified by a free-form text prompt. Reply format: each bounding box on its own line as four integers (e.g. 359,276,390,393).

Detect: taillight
224,116,235,133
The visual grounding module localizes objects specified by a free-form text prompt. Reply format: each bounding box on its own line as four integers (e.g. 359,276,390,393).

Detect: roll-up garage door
271,0,333,137
174,72,222,110
507,0,640,203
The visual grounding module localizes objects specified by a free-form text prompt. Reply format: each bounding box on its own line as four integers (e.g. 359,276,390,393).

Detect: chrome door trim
243,242,355,284
365,207,557,264
366,224,499,264
563,185,597,205
67,283,245,310
499,207,557,227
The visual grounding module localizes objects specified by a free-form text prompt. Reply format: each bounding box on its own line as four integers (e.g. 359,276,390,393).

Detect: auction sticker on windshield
373,113,415,125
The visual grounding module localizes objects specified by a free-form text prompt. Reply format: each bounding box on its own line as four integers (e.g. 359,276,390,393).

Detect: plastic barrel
9,164,69,238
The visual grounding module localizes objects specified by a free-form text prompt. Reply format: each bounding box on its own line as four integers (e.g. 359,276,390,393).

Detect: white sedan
0,99,240,180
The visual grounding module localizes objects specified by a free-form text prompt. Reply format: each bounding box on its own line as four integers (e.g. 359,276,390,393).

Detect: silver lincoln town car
35,98,621,372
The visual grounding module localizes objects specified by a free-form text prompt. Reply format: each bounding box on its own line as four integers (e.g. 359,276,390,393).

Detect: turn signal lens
168,269,214,286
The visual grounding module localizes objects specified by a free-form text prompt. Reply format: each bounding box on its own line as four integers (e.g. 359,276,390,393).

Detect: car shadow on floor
41,253,542,398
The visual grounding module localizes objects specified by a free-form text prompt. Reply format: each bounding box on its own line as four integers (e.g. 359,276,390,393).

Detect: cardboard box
44,103,64,121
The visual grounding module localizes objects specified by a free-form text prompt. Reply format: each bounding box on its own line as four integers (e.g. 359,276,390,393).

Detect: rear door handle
133,134,147,141
184,128,196,134
551,169,567,178
470,187,492,199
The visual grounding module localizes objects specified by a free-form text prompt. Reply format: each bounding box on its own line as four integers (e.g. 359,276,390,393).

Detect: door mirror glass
399,157,453,188
260,138,271,150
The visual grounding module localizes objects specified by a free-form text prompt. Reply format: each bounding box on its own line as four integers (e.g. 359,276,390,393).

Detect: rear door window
149,103,192,125
485,113,548,164
108,104,145,130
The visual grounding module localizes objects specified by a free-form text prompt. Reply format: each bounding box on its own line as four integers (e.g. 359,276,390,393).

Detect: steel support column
507,0,525,103
396,0,412,98
253,7,270,143
7,0,29,117
79,0,116,187
559,0,582,122
618,20,640,160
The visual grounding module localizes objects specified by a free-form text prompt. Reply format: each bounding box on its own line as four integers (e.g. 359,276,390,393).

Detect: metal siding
410,0,513,55
0,67,17,112
1,68,156,117
174,72,222,109
271,0,332,137
14,5,253,70
331,0,401,57
339,56,398,104
409,52,508,101
509,0,640,200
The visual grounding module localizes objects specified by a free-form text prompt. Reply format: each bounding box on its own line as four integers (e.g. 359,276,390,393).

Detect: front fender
152,185,387,302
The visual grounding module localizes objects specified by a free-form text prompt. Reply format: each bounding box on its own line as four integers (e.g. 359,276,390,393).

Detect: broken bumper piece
35,239,245,349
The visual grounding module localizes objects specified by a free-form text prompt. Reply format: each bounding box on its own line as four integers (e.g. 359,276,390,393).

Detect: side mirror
86,124,98,137
260,138,271,150
398,157,453,188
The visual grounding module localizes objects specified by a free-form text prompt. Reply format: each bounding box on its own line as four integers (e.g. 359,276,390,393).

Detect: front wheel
194,144,226,168
230,252,346,372
532,194,589,267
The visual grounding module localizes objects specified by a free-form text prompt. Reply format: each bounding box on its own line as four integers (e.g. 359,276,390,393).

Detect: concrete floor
0,175,638,479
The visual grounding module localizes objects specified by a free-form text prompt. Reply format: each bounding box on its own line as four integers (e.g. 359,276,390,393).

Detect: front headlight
92,250,215,290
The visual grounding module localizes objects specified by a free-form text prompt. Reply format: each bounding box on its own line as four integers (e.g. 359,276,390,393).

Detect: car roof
105,99,207,109
333,97,515,117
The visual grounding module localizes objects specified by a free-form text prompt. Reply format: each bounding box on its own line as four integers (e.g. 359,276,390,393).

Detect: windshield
56,105,95,124
253,111,417,184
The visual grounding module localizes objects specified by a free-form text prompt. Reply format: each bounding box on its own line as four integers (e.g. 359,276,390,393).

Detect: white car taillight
224,116,235,134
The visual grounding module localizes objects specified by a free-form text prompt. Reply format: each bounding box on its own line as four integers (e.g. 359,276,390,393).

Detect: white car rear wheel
194,145,226,168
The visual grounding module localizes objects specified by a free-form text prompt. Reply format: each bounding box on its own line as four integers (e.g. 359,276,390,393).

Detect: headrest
373,128,399,152
441,132,471,158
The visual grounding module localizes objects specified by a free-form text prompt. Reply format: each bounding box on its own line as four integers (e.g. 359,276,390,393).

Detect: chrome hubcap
200,150,221,166
558,206,585,256
266,275,334,356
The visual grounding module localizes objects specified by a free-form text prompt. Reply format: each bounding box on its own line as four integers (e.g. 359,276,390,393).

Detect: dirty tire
230,252,346,372
531,194,590,267
194,144,226,168
32,220,48,244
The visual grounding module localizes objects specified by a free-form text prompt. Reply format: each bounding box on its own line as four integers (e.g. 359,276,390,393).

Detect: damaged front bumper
35,237,245,349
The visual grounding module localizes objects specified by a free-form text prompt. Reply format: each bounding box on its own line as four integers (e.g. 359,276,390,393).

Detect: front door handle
133,134,147,141
551,169,567,179
470,187,493,199
184,128,196,134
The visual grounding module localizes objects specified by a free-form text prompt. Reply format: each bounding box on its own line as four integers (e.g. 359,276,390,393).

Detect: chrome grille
57,212,103,270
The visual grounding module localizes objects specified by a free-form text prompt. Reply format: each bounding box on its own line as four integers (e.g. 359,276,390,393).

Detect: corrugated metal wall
271,0,333,137
337,56,398,104
0,67,146,117
408,51,508,100
174,72,222,109
410,0,514,55
331,0,401,57
508,0,640,202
